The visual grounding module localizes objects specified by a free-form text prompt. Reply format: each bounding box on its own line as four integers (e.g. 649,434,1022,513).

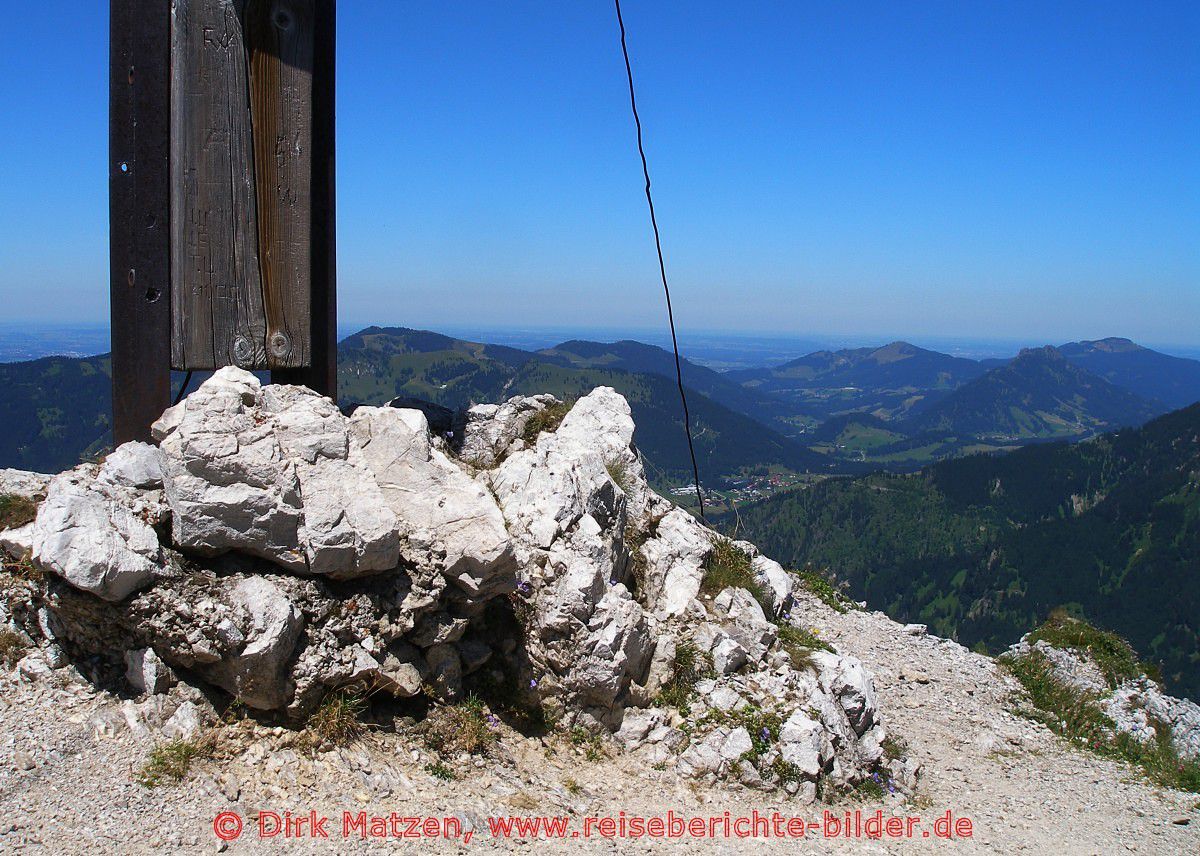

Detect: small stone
219,774,241,802
13,751,35,771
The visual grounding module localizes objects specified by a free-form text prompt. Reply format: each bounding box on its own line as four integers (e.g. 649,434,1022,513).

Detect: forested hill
724,403,1200,698
0,355,113,473
904,346,1167,439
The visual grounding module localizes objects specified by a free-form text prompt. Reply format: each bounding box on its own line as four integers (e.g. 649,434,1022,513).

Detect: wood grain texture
247,0,314,368
111,0,173,442
270,0,335,396
168,0,327,375
171,0,269,370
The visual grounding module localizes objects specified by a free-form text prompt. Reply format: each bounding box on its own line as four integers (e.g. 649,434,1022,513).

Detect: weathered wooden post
110,0,336,444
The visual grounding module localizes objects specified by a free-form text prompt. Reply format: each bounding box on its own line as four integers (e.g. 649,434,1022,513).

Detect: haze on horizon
1,1,1196,347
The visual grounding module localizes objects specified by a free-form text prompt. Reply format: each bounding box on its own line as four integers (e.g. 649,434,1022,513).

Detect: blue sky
0,1,1197,346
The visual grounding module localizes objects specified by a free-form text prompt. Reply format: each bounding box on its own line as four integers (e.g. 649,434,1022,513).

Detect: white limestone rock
750,554,795,618
30,465,164,601
98,442,163,490
350,405,515,597
0,523,35,561
813,649,879,737
155,368,400,579
712,636,748,675
490,388,650,719
0,468,52,500
779,710,831,779
196,576,303,710
638,508,710,618
458,394,559,468
712,586,778,662
125,647,177,695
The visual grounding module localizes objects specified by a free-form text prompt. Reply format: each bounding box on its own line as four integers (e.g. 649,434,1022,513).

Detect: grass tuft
881,735,910,761
622,522,650,597
1027,609,1143,689
424,693,499,756
729,705,782,761
769,758,805,787
424,761,457,781
521,401,571,445
0,494,38,531
0,628,28,666
654,640,713,713
605,460,630,493
793,566,858,613
701,538,773,615
777,623,834,666
568,726,606,762
1,552,42,583
306,689,368,746
137,734,217,787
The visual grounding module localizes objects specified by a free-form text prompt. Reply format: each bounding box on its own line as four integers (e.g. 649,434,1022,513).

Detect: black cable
613,0,706,521
173,370,194,406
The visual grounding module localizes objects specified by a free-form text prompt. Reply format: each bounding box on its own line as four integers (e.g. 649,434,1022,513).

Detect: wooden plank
170,0,269,370
111,0,173,443
271,0,336,396
246,0,314,369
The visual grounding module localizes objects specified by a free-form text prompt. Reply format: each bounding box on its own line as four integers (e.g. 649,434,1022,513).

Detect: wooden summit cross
110,0,336,444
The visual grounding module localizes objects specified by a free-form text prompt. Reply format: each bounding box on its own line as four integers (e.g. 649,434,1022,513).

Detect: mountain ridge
723,401,1200,698
903,346,1168,440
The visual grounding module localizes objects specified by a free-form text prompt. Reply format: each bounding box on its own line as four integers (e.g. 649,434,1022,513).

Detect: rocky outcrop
155,370,401,578
350,406,514,598
3,371,894,800
490,388,651,725
457,394,558,468
29,463,166,601
1005,634,1200,760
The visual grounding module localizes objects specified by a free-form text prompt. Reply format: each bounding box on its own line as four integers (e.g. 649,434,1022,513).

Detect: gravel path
1,592,1196,855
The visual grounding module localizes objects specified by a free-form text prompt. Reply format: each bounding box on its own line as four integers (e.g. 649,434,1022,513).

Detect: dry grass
605,460,630,492
654,640,713,713
2,550,42,584
305,689,368,746
0,628,28,666
700,538,775,618
424,694,498,756
521,402,571,444
0,494,38,531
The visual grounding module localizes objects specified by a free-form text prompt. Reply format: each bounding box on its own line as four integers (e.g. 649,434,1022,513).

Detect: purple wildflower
530,678,538,689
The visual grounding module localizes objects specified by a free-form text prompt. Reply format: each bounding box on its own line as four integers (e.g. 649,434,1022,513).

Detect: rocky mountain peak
1,368,897,801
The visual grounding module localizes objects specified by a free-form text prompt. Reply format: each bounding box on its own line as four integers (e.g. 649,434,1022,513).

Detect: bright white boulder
155,367,400,579
350,406,515,597
30,465,163,601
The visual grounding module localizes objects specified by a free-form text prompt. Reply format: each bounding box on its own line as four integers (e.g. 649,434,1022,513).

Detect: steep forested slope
727,403,1200,697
